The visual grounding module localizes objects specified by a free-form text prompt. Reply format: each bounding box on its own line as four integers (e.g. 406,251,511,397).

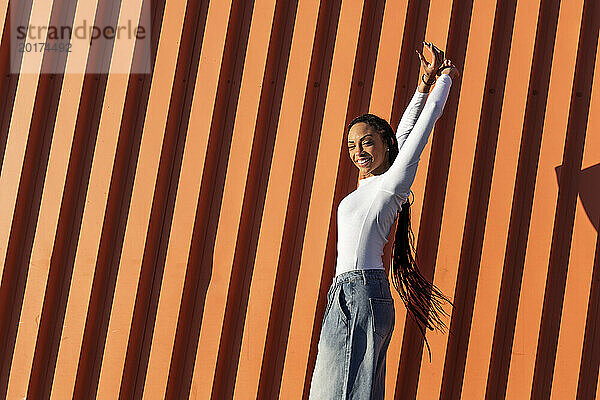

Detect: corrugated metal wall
0,0,599,398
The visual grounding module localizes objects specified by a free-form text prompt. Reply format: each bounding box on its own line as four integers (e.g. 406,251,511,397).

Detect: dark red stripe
439,0,518,397
68,0,166,398
387,3,432,396
390,0,430,128
531,0,600,396
576,228,600,399
300,0,386,398
116,1,209,399
0,0,77,396
207,0,299,398
485,1,561,398
394,0,473,397
201,0,346,396
0,1,36,174
164,0,255,398
28,0,126,395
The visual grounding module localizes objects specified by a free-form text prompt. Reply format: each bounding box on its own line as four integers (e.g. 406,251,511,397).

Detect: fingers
423,41,436,60
422,41,444,67
416,47,430,71
440,59,452,71
415,49,425,63
437,59,458,77
432,43,444,64
417,42,431,66
419,42,456,78
423,41,432,55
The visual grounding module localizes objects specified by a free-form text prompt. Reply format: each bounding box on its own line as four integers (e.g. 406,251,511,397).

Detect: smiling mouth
357,157,371,167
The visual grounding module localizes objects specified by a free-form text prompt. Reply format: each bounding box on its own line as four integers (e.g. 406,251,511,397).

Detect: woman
308,42,459,399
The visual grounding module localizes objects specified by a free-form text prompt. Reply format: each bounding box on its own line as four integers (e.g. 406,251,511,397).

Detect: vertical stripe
461,0,542,397
396,0,472,397
145,0,230,398
93,0,151,396
577,231,600,399
484,0,560,398
530,0,600,396
271,0,383,396
69,0,168,396
0,0,79,396
50,0,172,397
165,0,255,397
217,0,297,397
117,0,208,397
504,0,583,397
266,1,322,398
247,0,343,397
6,0,102,396
439,0,518,398
27,0,125,396
369,0,409,394
407,1,455,398
0,0,49,302
575,41,600,398
0,0,34,175
551,193,597,399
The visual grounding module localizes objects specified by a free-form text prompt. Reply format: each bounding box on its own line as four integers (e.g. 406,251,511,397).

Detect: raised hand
438,59,460,81
416,41,444,83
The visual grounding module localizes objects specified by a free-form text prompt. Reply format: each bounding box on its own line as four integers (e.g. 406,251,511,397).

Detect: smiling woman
347,120,391,178
308,42,459,400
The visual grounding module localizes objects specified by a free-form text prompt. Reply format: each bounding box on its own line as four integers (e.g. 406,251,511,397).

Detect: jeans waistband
332,268,388,287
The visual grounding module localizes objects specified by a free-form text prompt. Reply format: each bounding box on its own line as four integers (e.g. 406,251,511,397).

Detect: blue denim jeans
309,269,395,399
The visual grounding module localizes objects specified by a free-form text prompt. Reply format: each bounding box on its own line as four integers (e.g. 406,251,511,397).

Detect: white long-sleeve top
335,74,452,276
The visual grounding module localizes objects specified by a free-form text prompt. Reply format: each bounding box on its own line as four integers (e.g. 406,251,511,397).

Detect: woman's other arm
396,42,444,149
395,89,429,150
381,73,453,198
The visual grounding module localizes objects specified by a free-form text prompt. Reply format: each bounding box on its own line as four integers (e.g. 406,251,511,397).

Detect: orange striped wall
0,0,599,399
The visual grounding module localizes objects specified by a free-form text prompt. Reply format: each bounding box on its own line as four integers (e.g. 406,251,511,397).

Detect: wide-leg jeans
309,268,395,399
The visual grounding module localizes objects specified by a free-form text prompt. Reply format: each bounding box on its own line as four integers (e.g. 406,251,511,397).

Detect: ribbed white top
335,75,452,276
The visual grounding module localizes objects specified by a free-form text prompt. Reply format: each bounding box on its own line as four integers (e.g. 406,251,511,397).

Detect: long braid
348,114,453,360
391,194,452,360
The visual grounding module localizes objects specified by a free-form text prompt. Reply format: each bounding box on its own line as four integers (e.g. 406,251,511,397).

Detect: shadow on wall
556,163,600,232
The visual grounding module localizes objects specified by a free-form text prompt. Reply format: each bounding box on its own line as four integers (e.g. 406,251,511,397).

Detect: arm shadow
556,162,600,232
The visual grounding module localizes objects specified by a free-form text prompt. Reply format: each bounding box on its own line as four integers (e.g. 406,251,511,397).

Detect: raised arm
396,42,445,149
380,74,453,199
395,89,429,150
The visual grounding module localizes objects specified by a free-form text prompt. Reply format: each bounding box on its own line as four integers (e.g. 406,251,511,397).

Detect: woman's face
347,122,390,177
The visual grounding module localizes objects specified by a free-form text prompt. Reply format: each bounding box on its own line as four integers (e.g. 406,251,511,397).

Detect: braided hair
347,113,452,359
